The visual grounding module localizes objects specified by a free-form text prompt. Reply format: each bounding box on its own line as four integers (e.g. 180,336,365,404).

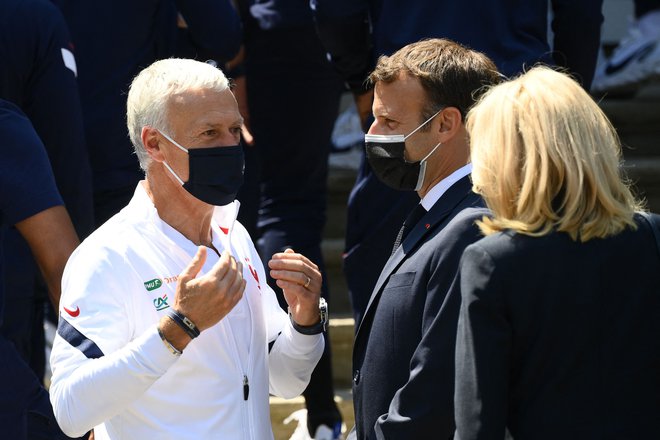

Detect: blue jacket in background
0,0,93,236
313,0,603,91
0,99,65,439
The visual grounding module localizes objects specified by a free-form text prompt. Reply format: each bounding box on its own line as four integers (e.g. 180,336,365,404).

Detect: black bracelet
167,309,201,339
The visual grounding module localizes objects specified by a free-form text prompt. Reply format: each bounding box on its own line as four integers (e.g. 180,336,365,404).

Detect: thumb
179,246,207,282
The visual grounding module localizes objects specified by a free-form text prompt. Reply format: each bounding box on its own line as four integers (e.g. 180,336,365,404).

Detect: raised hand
268,248,322,326
160,246,246,351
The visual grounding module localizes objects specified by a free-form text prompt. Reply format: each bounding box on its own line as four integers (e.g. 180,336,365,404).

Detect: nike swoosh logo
605,41,657,75
63,306,80,317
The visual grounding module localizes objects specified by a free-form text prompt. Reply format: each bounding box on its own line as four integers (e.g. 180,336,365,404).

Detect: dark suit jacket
455,214,660,440
352,175,488,439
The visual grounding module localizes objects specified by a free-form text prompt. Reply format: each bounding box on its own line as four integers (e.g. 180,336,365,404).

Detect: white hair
126,58,230,171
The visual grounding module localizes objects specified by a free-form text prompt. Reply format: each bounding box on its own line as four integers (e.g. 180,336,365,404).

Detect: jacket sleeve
454,244,511,440
28,1,95,237
373,209,488,439
550,0,604,89
49,248,179,438
243,237,324,400
311,0,373,93
267,312,325,399
262,281,324,399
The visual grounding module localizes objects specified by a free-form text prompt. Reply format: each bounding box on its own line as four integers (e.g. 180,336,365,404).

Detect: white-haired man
49,58,326,439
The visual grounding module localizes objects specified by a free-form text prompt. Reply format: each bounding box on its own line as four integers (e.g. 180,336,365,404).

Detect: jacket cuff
282,320,324,357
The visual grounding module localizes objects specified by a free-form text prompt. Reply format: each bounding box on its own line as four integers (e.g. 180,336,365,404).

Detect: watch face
319,298,328,331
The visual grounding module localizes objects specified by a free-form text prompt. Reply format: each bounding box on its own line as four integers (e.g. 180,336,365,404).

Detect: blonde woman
454,66,660,439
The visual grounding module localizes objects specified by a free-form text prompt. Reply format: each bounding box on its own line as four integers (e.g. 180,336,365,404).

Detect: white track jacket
49,183,324,439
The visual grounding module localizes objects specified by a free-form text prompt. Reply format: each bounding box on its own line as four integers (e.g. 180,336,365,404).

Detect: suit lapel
354,176,476,342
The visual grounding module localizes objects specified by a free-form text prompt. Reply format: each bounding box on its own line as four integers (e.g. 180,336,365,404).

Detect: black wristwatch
289,298,328,335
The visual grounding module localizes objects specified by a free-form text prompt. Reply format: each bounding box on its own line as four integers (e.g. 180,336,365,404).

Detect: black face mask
160,131,245,206
364,111,442,191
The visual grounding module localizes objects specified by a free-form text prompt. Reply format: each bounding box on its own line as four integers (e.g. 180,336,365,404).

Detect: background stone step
623,158,660,211
322,238,351,315
601,84,660,158
328,317,355,388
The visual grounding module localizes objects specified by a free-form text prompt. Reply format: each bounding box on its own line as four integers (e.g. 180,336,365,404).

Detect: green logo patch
144,278,162,291
153,294,170,311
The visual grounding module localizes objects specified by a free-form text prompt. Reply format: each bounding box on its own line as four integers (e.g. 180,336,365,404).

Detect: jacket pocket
386,271,416,289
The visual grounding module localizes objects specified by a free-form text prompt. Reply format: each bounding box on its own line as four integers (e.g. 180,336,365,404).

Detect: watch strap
289,298,328,335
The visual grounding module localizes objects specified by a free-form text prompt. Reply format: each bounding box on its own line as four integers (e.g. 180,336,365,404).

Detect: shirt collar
420,163,472,211
131,182,240,254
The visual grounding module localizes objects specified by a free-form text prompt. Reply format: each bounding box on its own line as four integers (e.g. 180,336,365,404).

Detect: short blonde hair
126,58,230,171
467,66,643,241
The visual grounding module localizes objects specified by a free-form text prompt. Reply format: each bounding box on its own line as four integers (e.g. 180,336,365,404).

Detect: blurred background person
455,66,660,439
0,98,80,439
234,1,345,438
0,0,93,384
592,0,660,95
172,4,258,236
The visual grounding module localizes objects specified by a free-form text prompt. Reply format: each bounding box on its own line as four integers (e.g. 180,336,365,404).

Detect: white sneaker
284,408,345,440
331,104,364,151
592,11,660,95
285,409,313,440
328,144,363,172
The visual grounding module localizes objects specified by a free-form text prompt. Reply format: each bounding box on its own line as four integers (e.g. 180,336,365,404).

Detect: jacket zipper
243,374,249,400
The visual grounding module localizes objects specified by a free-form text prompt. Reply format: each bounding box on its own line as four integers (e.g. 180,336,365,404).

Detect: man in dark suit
349,39,501,439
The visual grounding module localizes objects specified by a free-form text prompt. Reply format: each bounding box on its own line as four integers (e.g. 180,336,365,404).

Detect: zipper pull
243,375,249,401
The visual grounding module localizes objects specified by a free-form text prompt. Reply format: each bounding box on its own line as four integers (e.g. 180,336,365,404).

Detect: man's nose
366,120,381,135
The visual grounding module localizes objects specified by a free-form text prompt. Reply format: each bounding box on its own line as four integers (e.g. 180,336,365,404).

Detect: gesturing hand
268,248,322,326
160,246,246,351
175,246,246,330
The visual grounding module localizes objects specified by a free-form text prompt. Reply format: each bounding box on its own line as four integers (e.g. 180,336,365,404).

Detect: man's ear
142,126,165,162
436,107,463,139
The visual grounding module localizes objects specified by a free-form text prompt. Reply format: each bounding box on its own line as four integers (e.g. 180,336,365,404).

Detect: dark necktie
392,204,427,255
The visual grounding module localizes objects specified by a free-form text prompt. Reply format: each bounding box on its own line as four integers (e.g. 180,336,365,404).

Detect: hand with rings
268,248,322,327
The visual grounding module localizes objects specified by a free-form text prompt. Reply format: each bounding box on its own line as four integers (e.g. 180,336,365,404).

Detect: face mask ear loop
421,141,442,162
403,109,443,141
414,141,442,191
157,129,188,186
163,162,185,186
158,130,189,153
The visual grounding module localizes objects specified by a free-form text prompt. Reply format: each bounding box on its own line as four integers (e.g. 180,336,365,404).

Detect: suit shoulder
443,207,491,235
422,207,491,264
452,206,491,224
464,229,541,270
